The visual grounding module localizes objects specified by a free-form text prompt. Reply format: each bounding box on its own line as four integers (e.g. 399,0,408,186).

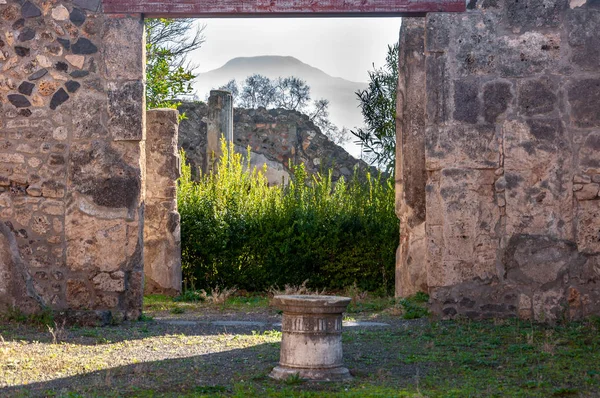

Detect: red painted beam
101,0,465,17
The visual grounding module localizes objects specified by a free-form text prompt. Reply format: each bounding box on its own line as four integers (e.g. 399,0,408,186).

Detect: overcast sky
189,18,403,83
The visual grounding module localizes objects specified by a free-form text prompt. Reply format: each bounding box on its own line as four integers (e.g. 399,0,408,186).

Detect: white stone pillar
207,90,234,172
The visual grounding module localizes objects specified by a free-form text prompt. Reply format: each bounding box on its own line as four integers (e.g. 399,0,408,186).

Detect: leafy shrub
178,142,399,293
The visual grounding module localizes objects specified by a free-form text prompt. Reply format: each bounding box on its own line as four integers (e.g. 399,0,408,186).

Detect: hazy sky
189,18,403,83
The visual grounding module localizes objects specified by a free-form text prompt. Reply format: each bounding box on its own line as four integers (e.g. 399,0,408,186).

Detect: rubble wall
0,0,145,323
397,0,600,321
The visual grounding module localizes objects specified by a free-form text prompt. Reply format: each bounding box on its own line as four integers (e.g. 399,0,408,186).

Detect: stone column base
270,365,351,382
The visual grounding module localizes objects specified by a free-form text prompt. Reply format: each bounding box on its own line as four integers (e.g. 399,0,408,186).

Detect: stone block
498,32,561,77
107,81,144,141
426,125,500,170
69,141,141,212
483,81,513,123
65,211,139,273
505,234,583,285
506,0,568,31
452,12,500,77
101,17,144,81
568,79,600,128
426,53,450,125
577,132,600,173
453,79,480,124
503,120,573,240
576,200,600,253
566,9,600,70
575,183,599,200
518,77,558,116
66,279,93,310
425,14,451,52
70,93,109,140
426,168,500,288
92,272,125,292
532,289,565,322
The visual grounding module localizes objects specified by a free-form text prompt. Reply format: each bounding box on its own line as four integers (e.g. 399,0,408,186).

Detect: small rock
49,88,69,110
30,94,44,107
18,27,35,42
45,43,62,56
28,68,48,80
69,8,86,26
14,46,30,57
38,80,60,96
65,54,85,69
49,69,67,81
593,175,600,183
1,5,19,21
21,1,42,18
57,38,70,50
8,94,31,108
55,61,68,72
18,109,32,117
73,0,101,12
51,5,69,21
36,54,52,68
18,81,35,95
12,18,25,30
495,168,504,176
495,176,507,192
70,70,89,78
573,184,584,191
27,186,42,197
575,183,599,201
574,174,592,184
497,194,506,207
65,80,81,93
72,38,97,54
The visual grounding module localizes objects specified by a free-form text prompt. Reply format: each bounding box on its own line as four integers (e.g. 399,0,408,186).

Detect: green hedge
178,143,399,294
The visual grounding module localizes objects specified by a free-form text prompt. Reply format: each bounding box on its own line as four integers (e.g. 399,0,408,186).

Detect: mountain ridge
193,55,368,133
217,55,368,85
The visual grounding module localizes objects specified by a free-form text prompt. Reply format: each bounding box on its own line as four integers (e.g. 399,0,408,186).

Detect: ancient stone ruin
0,1,145,323
396,1,600,321
0,0,598,323
178,101,375,185
144,110,181,296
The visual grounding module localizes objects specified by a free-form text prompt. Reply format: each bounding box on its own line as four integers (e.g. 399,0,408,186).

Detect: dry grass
267,280,325,297
208,286,238,304
47,319,67,344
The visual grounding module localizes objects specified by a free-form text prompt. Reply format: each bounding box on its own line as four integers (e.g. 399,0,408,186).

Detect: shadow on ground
0,318,424,397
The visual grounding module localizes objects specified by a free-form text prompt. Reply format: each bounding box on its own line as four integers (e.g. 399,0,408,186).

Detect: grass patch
1,315,598,397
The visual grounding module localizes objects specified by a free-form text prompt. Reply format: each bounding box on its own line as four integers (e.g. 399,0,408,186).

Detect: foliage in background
178,143,399,293
145,19,205,112
219,76,350,144
352,43,399,173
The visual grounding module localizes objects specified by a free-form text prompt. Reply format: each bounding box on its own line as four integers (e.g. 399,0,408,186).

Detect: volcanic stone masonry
396,0,600,321
1,0,599,324
0,0,145,323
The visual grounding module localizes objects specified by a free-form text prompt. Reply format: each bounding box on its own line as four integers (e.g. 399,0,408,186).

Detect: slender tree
275,77,311,111
351,43,399,172
145,19,206,111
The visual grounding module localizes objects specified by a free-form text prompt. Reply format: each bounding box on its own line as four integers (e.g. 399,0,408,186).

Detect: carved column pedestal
270,295,352,381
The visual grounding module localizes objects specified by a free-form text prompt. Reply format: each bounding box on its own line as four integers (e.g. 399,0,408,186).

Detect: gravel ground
0,301,428,397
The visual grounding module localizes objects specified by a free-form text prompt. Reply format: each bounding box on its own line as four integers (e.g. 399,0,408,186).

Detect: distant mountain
193,56,368,131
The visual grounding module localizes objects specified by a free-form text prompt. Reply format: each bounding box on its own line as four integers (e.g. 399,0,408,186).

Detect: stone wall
397,0,600,321
178,102,375,184
0,1,144,323
144,109,181,296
